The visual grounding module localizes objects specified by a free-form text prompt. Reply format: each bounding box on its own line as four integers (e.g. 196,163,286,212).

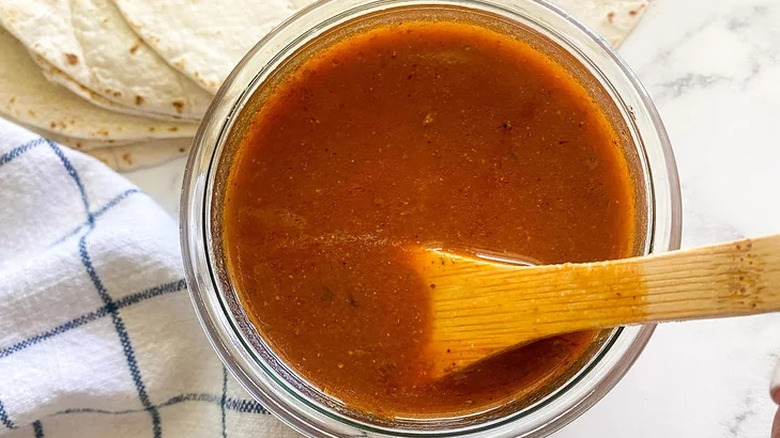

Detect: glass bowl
180,0,682,436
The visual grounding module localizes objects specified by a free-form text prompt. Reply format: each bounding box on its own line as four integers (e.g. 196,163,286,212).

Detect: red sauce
223,20,636,418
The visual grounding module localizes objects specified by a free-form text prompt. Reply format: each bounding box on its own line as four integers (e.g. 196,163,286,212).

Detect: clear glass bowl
180,0,682,436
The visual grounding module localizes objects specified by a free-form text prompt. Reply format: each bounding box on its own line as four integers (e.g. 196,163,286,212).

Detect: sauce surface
224,20,636,417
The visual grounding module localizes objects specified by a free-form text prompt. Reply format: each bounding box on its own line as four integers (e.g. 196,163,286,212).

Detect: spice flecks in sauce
224,20,636,417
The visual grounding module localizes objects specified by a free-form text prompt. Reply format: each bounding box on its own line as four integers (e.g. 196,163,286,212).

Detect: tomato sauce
223,20,637,418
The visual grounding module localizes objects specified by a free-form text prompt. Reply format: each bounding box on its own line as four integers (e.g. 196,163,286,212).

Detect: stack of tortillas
0,0,648,171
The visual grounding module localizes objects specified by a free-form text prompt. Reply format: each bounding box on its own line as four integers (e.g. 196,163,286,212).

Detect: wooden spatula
414,235,780,379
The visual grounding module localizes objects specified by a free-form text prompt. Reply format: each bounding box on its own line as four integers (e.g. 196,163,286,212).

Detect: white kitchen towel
0,117,300,437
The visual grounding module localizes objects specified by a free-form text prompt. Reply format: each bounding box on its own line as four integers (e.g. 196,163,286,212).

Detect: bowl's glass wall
181,1,682,437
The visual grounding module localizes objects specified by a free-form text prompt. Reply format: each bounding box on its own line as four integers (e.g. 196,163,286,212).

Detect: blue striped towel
0,118,301,437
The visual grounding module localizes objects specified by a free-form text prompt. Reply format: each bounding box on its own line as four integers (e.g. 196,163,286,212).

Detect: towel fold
0,118,299,437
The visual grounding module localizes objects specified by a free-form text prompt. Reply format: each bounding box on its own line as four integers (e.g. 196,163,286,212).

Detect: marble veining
726,393,758,437
639,3,778,102
123,0,780,436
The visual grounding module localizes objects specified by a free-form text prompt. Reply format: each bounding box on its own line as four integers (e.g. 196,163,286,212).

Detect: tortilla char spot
9,97,15,104
135,95,145,105
129,42,140,54
178,147,186,153
75,142,83,148
629,5,646,15
50,121,56,129
113,91,122,97
607,11,616,23
169,126,178,132
122,153,133,164
149,127,156,132
97,129,109,137
65,53,78,65
28,110,36,116
209,80,217,88
173,60,185,69
172,100,185,113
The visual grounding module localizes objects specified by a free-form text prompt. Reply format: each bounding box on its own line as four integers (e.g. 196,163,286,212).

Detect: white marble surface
122,0,780,436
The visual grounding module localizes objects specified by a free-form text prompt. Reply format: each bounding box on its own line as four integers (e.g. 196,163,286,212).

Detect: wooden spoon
414,235,780,379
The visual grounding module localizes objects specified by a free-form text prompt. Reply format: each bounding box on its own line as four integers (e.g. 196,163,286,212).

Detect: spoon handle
421,235,780,376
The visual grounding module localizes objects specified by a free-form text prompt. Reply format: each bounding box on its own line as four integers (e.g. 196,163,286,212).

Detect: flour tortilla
0,27,197,141
83,139,192,171
112,0,313,93
31,54,190,123
0,0,214,120
554,0,649,46
9,114,192,170
7,115,136,150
